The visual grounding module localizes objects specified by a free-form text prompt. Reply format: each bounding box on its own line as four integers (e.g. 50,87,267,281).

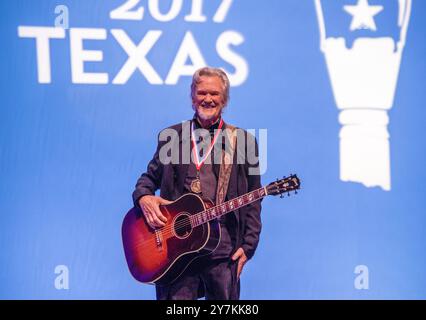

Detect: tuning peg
280,193,284,199
287,192,290,197
295,190,298,195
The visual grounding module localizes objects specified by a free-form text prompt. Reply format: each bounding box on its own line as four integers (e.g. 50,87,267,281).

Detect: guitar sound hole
174,214,192,238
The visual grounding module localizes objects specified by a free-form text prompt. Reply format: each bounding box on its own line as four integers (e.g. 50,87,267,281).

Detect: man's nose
204,94,212,103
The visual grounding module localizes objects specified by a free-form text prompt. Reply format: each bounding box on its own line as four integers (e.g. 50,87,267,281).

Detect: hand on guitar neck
139,195,172,228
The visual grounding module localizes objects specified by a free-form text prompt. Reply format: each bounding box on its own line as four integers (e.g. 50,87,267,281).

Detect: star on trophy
314,0,412,191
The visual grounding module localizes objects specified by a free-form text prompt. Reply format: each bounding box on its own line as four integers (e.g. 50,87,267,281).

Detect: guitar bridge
154,229,163,251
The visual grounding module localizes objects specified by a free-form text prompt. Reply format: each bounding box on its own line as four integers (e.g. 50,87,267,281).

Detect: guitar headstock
266,174,301,197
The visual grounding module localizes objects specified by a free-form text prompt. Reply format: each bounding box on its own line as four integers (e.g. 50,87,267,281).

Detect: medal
190,178,202,194
190,169,202,194
190,118,224,194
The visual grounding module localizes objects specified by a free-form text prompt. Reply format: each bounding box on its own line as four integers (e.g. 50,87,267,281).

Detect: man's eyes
197,92,219,96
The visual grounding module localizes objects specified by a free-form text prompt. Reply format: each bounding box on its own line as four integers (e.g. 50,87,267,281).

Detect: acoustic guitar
122,174,300,285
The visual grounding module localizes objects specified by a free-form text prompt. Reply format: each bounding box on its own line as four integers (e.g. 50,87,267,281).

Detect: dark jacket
132,120,262,260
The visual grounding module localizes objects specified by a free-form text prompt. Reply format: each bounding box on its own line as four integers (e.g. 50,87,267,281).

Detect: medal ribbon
191,118,224,171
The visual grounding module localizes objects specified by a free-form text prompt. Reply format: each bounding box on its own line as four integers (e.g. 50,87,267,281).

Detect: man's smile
201,104,216,109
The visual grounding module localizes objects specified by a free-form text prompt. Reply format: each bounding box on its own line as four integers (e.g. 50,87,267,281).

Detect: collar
192,114,223,132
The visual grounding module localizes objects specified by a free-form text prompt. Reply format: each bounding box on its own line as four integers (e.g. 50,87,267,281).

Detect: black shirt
183,115,236,259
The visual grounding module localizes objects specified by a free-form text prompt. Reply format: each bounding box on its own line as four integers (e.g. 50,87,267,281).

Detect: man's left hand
231,247,247,279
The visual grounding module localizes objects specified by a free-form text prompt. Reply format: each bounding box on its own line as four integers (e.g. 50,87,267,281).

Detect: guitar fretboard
189,187,268,228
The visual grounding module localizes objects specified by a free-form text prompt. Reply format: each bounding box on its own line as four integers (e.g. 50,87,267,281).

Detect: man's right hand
138,195,172,229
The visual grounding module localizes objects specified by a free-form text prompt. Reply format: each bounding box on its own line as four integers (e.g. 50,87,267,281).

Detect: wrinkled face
192,76,226,123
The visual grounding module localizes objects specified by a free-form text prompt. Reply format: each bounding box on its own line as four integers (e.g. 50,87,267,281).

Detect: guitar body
122,193,220,286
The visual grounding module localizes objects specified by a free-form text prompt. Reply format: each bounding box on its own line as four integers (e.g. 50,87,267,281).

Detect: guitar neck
190,187,268,228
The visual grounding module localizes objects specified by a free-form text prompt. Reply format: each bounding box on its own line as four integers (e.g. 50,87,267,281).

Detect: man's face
192,76,226,123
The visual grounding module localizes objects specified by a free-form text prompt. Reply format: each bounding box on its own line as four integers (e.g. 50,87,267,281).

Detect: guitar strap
215,124,237,205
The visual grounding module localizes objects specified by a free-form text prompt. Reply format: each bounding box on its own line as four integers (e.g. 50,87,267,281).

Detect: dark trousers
156,257,240,300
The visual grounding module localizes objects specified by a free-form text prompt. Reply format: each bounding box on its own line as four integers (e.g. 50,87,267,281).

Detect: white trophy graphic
314,0,412,191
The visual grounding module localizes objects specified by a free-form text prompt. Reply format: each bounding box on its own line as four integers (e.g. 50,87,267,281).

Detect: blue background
1,0,425,299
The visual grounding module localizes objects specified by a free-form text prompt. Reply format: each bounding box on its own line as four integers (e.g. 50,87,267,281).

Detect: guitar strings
131,202,248,250
130,183,296,251
151,188,266,242
153,189,263,236
167,187,265,232
136,182,291,245
130,194,267,251
132,191,265,250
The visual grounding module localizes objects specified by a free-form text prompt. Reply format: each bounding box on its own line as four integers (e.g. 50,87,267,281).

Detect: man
132,67,262,300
